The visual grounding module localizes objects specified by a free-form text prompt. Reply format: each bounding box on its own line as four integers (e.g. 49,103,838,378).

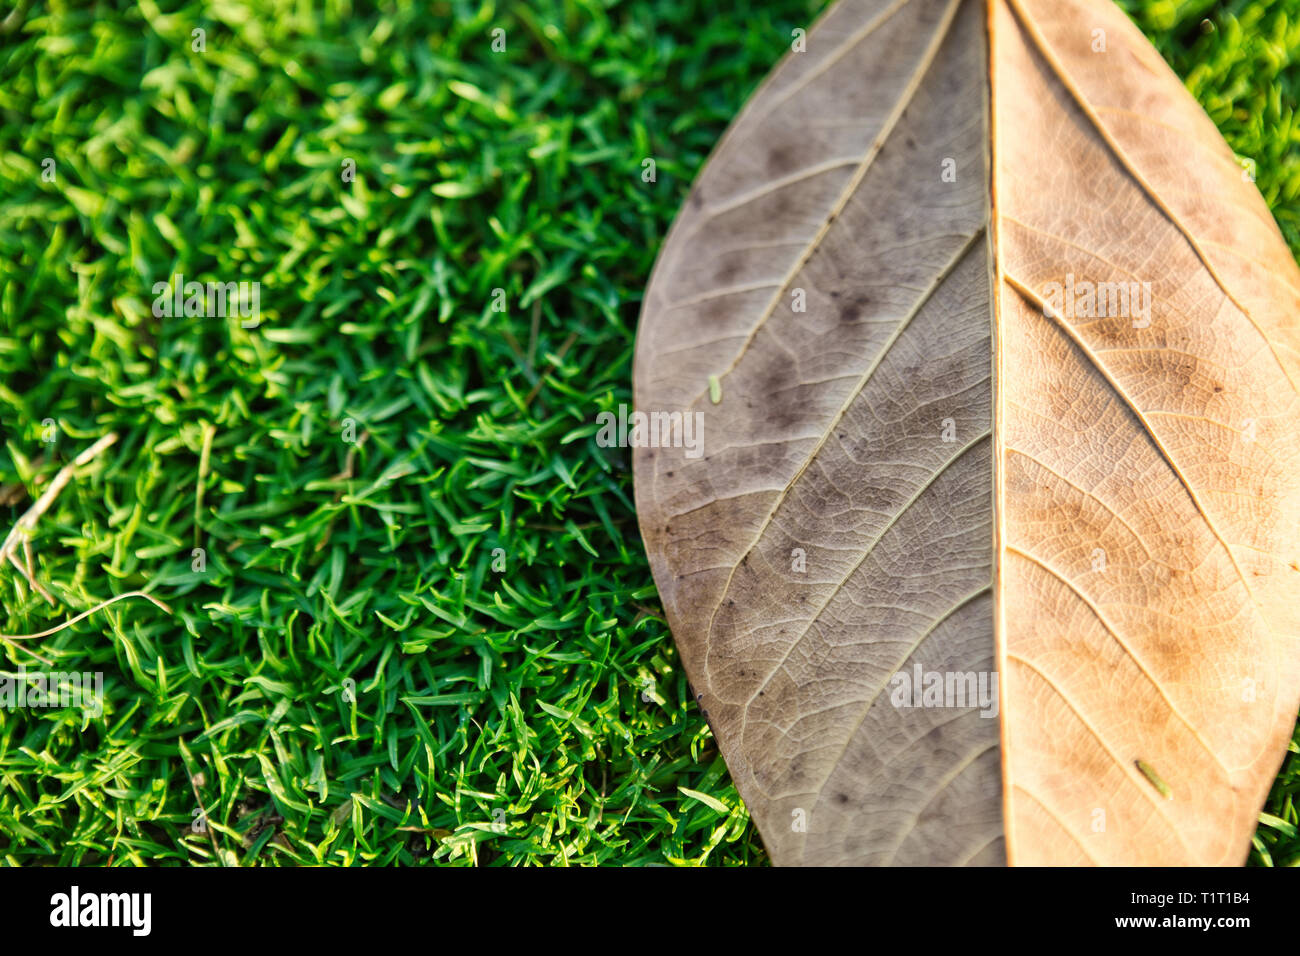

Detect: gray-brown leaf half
632,0,1300,865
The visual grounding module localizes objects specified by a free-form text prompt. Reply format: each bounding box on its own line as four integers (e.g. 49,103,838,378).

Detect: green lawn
0,0,1297,866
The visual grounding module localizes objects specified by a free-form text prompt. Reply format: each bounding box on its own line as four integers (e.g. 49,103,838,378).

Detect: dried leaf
633,0,1300,865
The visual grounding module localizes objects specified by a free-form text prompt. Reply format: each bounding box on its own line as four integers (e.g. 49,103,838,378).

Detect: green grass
0,0,1297,866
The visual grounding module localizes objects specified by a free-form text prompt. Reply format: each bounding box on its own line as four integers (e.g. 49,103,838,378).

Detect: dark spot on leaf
714,257,741,284
765,143,801,176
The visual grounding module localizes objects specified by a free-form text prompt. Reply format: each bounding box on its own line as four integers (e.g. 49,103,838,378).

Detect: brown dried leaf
632,0,1300,865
